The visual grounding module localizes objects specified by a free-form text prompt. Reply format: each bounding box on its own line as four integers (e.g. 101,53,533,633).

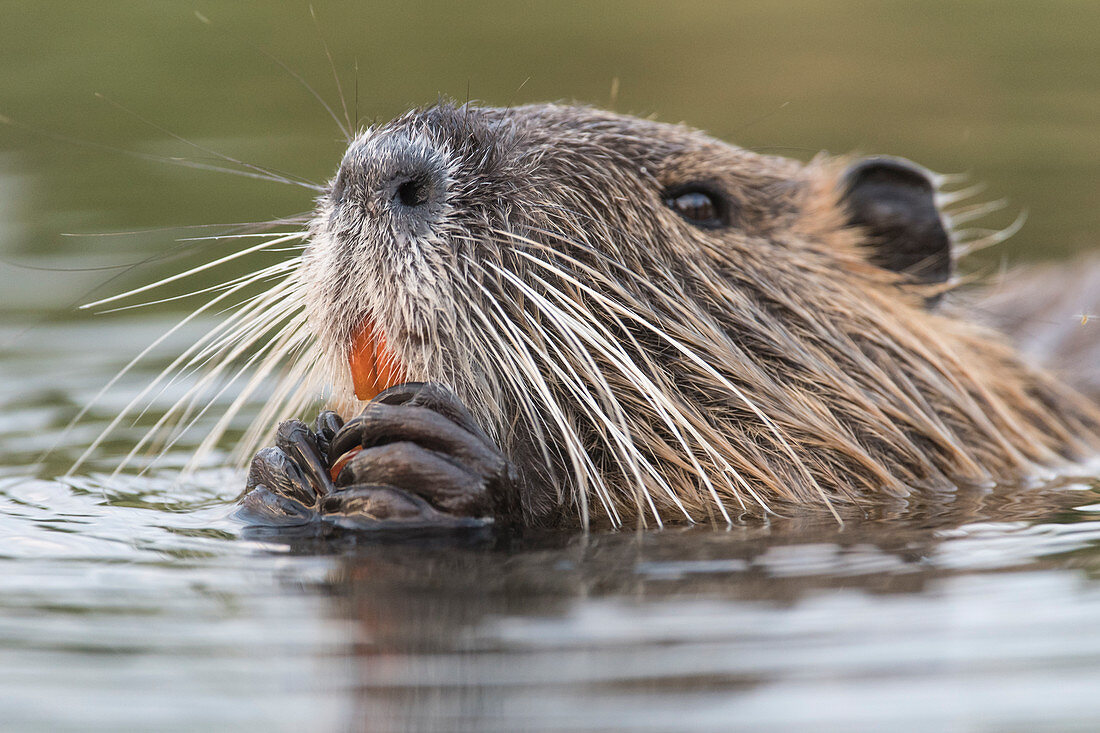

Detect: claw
337,441,492,516
375,382,493,445
372,382,429,406
239,382,512,529
329,446,362,482
320,485,492,530
321,485,439,521
328,415,366,464
246,446,316,505
236,484,315,526
275,420,334,497
349,401,505,475
314,410,344,457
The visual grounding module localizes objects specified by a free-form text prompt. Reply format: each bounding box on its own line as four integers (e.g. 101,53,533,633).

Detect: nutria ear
840,157,953,288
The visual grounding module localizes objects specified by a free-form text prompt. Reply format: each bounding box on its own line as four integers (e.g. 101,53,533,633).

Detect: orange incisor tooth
347,317,405,402
329,446,362,482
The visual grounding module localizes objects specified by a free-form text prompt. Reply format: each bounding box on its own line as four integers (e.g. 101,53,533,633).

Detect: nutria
235,102,1100,530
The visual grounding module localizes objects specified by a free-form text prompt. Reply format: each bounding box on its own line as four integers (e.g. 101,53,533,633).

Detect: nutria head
298,102,1100,527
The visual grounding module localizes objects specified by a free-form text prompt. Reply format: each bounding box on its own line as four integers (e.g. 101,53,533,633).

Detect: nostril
396,176,430,208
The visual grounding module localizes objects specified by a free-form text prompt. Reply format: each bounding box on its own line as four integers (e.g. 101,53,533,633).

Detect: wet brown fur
300,102,1100,528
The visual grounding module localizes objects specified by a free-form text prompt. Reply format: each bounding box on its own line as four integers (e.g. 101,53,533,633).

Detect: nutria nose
331,133,448,221
394,174,432,208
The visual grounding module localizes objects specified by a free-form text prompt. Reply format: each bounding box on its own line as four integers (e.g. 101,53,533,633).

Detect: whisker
0,113,321,190
126,308,311,478
95,259,298,314
309,5,353,135
946,199,1009,226
954,211,1028,257
209,27,353,141
495,227,835,519
96,93,325,189
482,244,755,519
63,257,305,476
462,270,604,527
60,215,311,239
481,257,692,522
81,231,306,310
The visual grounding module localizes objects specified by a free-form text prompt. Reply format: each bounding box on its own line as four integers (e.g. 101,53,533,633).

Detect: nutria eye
665,185,727,227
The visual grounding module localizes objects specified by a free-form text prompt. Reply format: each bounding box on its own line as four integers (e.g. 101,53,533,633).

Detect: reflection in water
6,410,1100,730
235,483,1100,732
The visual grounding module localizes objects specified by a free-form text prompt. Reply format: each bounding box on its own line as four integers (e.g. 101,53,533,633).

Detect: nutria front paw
237,382,512,530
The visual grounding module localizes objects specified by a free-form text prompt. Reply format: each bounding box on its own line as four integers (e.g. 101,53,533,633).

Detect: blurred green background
0,0,1096,317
